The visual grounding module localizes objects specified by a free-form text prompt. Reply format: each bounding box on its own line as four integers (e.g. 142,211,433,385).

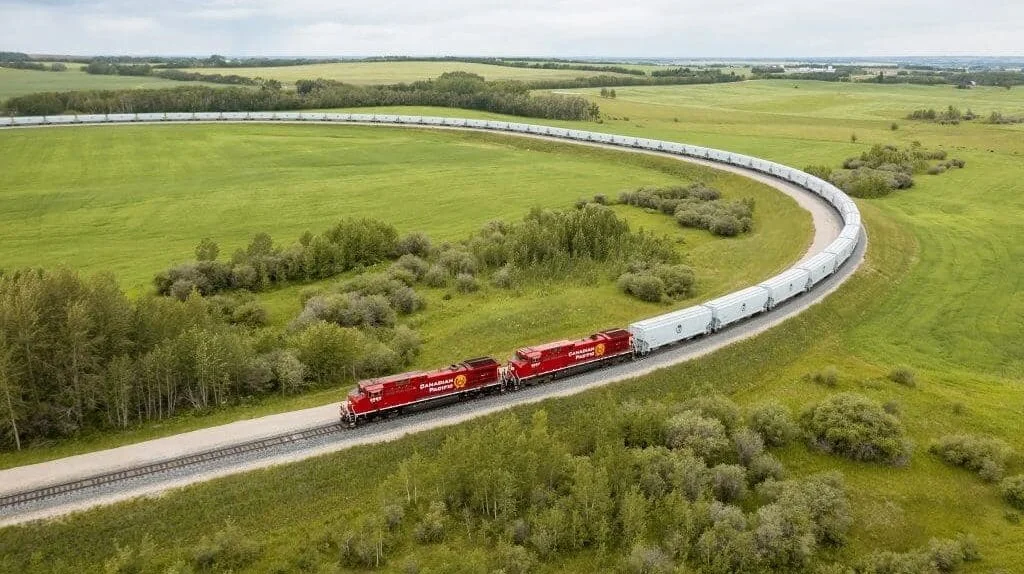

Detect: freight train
0,112,864,427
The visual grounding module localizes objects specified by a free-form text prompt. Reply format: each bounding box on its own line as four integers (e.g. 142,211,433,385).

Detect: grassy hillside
1,81,1022,571
0,122,807,468
0,67,218,101
180,60,643,85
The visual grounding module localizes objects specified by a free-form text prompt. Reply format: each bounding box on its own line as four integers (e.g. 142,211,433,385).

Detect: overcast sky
2,0,1022,58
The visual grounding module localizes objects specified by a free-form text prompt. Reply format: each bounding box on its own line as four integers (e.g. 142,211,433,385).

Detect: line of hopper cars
0,112,863,426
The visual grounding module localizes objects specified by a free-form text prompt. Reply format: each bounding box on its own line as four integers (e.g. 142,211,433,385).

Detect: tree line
0,266,421,450
2,71,600,121
83,61,258,86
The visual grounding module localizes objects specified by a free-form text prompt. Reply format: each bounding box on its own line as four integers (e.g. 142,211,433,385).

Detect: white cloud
0,0,1021,56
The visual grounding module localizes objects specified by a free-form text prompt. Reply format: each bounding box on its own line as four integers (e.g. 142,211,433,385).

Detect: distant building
785,65,835,74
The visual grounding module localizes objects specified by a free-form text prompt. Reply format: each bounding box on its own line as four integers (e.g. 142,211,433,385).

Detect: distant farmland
0,66,220,101
181,60,645,85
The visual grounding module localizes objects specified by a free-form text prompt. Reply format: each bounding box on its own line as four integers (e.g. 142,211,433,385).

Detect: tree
665,410,730,462
0,338,24,450
195,238,220,261
292,321,366,384
619,486,648,546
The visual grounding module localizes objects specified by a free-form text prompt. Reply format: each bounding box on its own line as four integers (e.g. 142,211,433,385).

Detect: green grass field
0,122,807,468
1,80,1023,571
0,67,218,101
181,60,644,85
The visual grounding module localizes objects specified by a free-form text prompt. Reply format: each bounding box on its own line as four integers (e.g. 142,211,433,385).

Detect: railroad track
0,423,345,510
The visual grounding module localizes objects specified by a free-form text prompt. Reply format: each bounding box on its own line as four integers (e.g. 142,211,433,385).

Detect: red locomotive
340,330,634,425
505,329,633,385
340,357,501,424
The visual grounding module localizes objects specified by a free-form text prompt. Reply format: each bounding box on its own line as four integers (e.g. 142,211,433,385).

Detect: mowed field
0,67,217,101
1,81,1023,571
181,60,643,85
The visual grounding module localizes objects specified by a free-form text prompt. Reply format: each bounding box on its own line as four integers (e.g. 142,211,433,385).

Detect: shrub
230,300,269,328
455,273,479,293
747,401,799,447
927,165,946,175
395,232,432,257
394,254,429,279
653,264,696,299
491,265,517,289
1002,476,1024,510
709,215,742,237
423,264,449,288
807,366,839,387
415,501,447,544
711,464,748,503
439,248,478,275
496,543,538,574
623,545,673,574
800,393,912,465
748,452,785,483
929,434,1011,482
192,520,261,571
683,395,742,431
388,286,425,314
888,366,916,387
618,272,665,303
803,165,833,180
733,427,765,466
665,411,730,462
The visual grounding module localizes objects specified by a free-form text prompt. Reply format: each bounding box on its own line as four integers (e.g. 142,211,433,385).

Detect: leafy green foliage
930,434,1012,482
800,393,913,465
1000,475,1024,510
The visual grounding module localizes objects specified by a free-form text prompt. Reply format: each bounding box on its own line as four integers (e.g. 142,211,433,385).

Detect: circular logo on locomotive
454,374,468,389
594,343,606,357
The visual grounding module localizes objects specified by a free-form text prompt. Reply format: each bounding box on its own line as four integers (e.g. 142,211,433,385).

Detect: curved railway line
0,113,865,525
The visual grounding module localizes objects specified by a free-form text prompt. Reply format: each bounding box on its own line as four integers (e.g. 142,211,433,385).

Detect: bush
1001,475,1024,510
927,165,946,175
455,273,479,293
709,215,742,237
711,464,748,503
423,264,449,288
192,520,261,571
733,427,765,466
748,453,785,483
623,545,673,574
439,248,479,275
491,265,517,289
394,254,429,279
800,393,912,465
653,264,696,299
415,501,447,544
747,401,799,447
930,434,1011,482
888,366,916,387
395,232,432,257
683,395,742,431
230,300,269,328
807,366,839,387
618,272,666,303
665,410,730,462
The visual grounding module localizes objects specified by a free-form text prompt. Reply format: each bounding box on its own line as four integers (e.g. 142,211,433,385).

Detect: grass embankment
2,81,1021,570
0,123,807,469
0,66,220,101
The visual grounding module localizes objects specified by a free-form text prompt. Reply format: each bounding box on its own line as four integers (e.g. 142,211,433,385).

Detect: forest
1,72,600,121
